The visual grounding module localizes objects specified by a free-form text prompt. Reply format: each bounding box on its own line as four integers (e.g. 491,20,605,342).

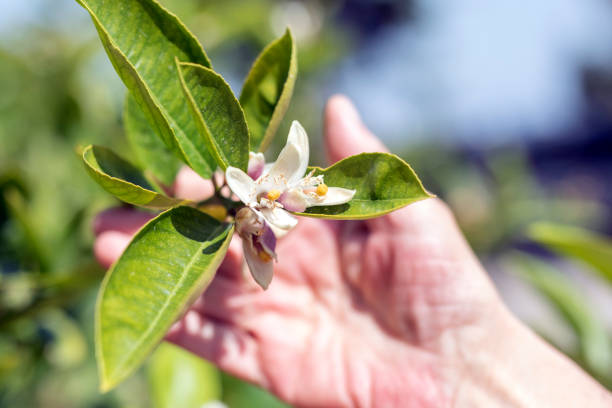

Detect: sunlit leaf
513,253,612,387
82,145,187,209
96,206,234,391
240,29,297,152
148,342,221,408
297,153,433,219
177,61,249,171
124,94,181,186
221,373,289,408
75,0,216,178
528,222,612,284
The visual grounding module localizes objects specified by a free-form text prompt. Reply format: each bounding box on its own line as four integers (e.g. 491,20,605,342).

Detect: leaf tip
74,144,87,157
81,144,93,155
98,378,112,393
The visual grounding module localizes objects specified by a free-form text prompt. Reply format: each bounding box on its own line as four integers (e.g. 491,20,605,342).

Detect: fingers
216,236,247,281
94,231,132,268
166,310,267,386
320,95,468,254
173,166,215,201
324,94,388,165
93,207,154,236
93,208,155,268
93,166,221,268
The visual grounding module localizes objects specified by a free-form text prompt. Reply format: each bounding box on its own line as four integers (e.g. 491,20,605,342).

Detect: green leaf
297,153,433,219
124,94,181,186
240,28,297,152
96,206,234,391
221,373,290,408
82,145,187,209
75,0,216,178
3,188,51,272
177,61,249,171
512,253,612,387
148,342,221,408
528,222,612,285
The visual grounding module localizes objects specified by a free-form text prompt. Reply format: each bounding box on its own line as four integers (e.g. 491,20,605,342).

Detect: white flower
226,121,356,236
235,207,277,289
247,151,265,180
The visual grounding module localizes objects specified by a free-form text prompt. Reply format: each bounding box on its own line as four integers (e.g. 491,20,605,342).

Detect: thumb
324,95,387,164
322,95,462,242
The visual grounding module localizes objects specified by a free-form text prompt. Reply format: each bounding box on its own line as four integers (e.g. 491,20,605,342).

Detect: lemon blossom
234,207,277,289
226,121,356,237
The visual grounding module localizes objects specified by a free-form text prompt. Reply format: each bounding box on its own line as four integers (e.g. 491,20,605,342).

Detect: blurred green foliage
1,0,610,405
0,0,340,405
510,252,612,388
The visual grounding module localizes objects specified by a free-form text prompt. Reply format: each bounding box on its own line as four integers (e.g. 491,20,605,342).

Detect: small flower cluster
226,121,355,289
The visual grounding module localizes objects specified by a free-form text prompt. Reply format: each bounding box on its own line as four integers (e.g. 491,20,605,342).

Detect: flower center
258,250,273,262
316,183,328,196
267,189,281,201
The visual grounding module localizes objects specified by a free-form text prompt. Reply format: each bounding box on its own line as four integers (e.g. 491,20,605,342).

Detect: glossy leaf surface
75,0,216,178
96,206,234,391
124,94,181,186
297,153,432,219
528,222,612,284
148,342,221,408
178,62,249,171
240,29,297,151
82,145,185,209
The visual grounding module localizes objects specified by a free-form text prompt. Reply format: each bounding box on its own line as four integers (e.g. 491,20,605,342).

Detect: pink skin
94,96,611,408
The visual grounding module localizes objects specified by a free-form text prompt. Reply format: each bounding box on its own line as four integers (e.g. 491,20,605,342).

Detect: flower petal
243,239,274,289
259,223,277,256
247,152,266,180
286,120,309,182
225,166,256,204
267,121,309,185
307,187,356,207
266,143,301,185
278,189,308,212
261,207,298,232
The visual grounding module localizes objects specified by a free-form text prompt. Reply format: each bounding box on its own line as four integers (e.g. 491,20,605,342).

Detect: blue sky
4,0,612,147
334,0,612,145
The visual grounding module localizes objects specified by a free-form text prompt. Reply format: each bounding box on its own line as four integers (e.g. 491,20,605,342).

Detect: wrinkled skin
94,96,610,408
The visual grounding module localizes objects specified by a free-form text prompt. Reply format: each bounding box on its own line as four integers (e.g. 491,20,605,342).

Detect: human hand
94,96,611,407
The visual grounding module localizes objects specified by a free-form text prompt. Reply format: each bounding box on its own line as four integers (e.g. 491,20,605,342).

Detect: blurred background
1,0,611,406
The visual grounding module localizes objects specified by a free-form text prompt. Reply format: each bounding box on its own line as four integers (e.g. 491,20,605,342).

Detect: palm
167,198,500,407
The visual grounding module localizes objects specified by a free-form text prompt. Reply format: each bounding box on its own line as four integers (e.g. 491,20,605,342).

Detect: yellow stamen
258,251,272,262
316,183,328,196
267,189,281,201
